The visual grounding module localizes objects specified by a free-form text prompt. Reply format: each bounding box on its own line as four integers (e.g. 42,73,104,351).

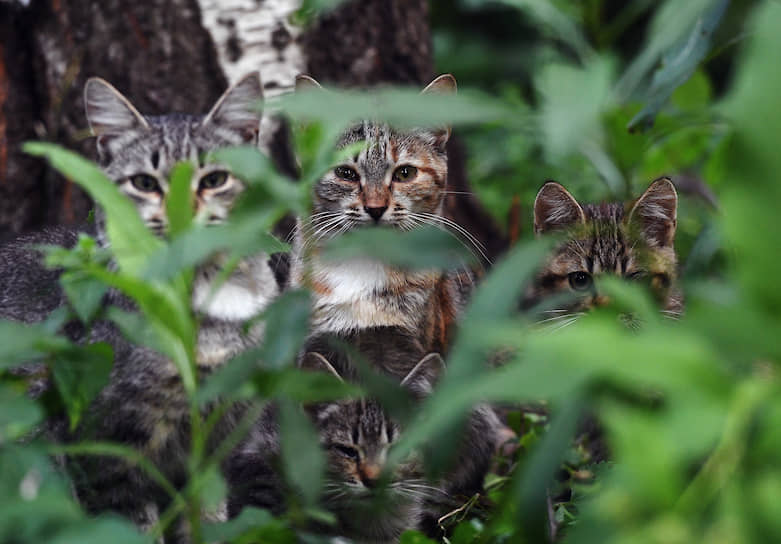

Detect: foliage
2,1,779,543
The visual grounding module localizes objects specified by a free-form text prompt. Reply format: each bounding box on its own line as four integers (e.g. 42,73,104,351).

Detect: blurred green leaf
322,226,479,270
23,143,162,275
628,0,728,131
51,342,114,430
166,162,194,237
279,398,323,506
0,385,43,441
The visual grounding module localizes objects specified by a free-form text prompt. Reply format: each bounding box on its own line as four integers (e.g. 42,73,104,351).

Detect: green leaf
628,0,728,131
23,142,162,275
202,507,278,543
257,289,312,370
51,343,114,430
279,398,324,506
166,162,194,237
47,517,153,544
0,385,43,441
321,226,479,270
0,320,70,369
60,273,108,324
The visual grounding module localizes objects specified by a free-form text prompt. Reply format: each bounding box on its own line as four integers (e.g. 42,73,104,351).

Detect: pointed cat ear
421,74,457,151
299,352,343,382
421,74,457,95
295,74,323,92
400,353,445,397
202,72,263,143
84,77,149,156
533,181,586,236
628,177,678,248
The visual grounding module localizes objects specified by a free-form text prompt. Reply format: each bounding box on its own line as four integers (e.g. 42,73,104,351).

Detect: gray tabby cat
227,352,499,543
291,74,475,380
61,73,281,541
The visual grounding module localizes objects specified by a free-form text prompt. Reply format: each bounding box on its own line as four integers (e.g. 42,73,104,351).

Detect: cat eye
199,170,229,190
333,444,360,460
392,165,417,182
130,174,160,193
334,165,360,182
568,271,593,291
627,271,647,281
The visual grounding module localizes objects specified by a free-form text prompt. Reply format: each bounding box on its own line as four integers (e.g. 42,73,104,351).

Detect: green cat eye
393,165,417,182
130,174,160,193
568,271,592,291
200,170,229,190
335,165,360,182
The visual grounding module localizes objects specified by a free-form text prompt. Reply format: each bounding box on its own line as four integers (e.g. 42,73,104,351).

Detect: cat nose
364,206,387,222
359,463,381,487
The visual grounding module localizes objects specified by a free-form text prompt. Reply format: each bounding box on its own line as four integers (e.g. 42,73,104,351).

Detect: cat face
300,352,445,537
84,73,263,236
524,178,682,319
298,75,456,241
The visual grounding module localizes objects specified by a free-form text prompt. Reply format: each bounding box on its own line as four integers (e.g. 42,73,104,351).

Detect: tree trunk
0,0,506,257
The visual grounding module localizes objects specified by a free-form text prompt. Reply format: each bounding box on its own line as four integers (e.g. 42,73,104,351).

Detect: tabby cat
227,351,499,543
291,74,475,380
63,73,281,541
523,177,683,323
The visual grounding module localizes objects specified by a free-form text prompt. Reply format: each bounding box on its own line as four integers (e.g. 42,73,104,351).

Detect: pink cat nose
364,206,387,222
359,463,382,487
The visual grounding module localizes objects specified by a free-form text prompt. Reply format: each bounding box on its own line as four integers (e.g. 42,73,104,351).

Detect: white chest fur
192,256,278,322
310,258,432,335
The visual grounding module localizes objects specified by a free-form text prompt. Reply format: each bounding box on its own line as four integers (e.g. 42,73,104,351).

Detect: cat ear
421,74,457,95
421,74,457,151
295,74,323,92
299,352,343,382
84,77,149,154
400,353,445,396
202,72,263,143
628,177,678,248
533,181,586,236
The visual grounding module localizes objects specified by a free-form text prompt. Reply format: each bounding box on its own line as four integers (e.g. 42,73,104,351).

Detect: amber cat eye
130,174,160,193
568,271,593,291
200,170,229,190
392,165,417,182
335,165,360,182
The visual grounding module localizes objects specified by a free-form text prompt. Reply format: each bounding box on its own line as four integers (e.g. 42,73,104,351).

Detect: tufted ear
202,72,263,143
400,353,445,397
628,177,678,248
533,181,586,236
421,74,457,151
84,77,149,159
295,74,323,92
299,351,343,382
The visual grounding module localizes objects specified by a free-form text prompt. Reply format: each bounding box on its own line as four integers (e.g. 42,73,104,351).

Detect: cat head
84,73,262,236
524,178,682,317
300,351,444,523
296,75,456,240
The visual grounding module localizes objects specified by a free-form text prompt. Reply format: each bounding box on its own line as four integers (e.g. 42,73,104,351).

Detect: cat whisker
409,213,490,266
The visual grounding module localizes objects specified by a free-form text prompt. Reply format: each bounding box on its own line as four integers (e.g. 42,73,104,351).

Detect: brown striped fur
523,178,684,320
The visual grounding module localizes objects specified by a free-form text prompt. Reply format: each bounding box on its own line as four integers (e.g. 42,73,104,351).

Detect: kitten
291,74,475,378
62,74,281,539
523,177,683,323
226,352,499,543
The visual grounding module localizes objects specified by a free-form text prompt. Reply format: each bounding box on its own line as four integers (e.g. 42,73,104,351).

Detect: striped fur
524,178,683,319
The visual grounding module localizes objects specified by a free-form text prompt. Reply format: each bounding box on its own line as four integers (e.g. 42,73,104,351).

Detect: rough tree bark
0,0,506,257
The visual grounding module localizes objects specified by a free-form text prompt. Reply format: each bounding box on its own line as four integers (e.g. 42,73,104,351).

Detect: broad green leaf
628,0,728,131
23,142,161,275
51,342,114,430
166,162,194,237
279,398,323,506
0,320,70,369
202,507,280,543
47,517,153,544
321,226,479,270
0,385,43,441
